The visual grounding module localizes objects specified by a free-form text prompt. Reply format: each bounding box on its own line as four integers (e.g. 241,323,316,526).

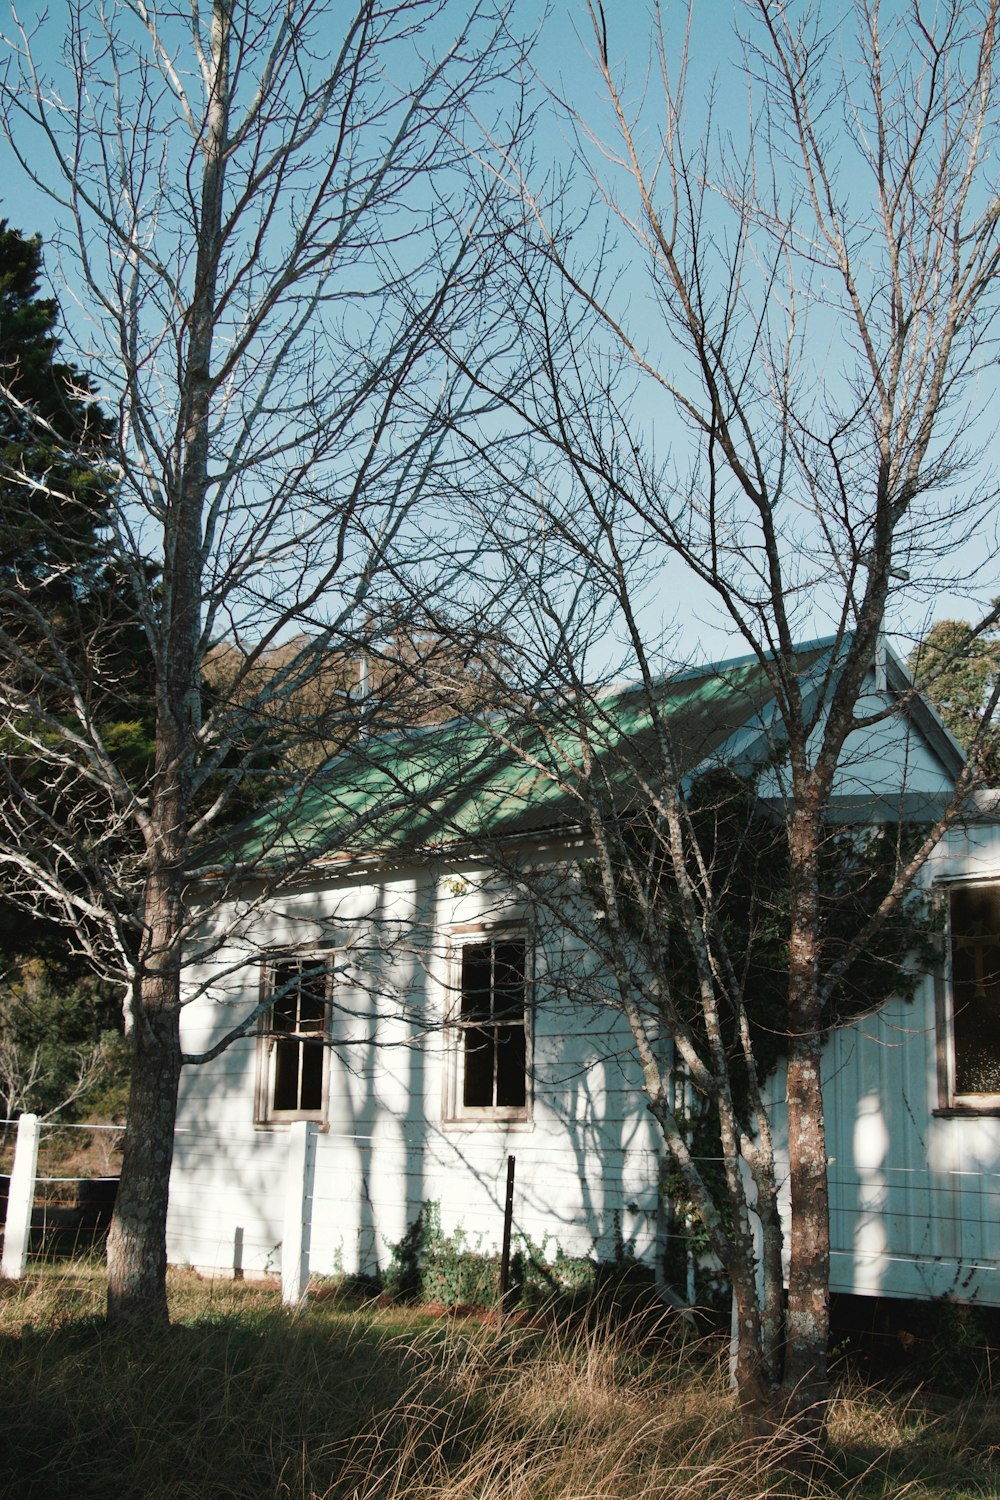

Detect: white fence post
2,1113,40,1279
282,1119,314,1308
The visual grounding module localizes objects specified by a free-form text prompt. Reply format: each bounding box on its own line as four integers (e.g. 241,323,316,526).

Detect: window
946,885,1000,1103
446,935,530,1121
255,955,331,1123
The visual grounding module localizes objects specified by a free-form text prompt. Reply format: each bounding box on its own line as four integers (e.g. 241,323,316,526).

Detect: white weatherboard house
167,637,1000,1307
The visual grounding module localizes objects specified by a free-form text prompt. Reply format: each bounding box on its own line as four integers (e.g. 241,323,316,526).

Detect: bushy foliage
383,1201,501,1308
0,946,127,1122
382,1200,628,1311
910,618,1000,781
587,768,937,1121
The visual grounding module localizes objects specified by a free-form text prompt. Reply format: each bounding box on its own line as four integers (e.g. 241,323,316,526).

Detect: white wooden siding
169,856,664,1279
170,810,1000,1304
766,818,1000,1305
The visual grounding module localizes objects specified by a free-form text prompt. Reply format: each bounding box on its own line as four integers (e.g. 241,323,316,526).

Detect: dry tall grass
1,1267,998,1500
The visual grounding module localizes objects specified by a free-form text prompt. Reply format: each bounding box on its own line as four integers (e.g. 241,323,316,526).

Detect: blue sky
1,0,996,669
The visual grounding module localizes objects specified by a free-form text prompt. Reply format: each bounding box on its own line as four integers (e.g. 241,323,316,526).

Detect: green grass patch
1,1268,1000,1499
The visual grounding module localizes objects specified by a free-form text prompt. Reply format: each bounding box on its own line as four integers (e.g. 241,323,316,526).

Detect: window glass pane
463,1027,494,1106
495,1023,526,1106
461,944,492,1021
951,887,1000,1094
272,1036,301,1111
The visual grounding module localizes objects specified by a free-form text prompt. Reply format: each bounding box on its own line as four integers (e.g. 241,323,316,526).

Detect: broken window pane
463,1027,494,1106
260,956,330,1119
458,937,528,1112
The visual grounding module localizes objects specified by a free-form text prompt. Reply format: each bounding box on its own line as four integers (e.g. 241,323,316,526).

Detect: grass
1,1266,1000,1499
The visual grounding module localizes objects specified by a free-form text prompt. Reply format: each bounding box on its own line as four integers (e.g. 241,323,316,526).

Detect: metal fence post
498,1154,515,1324
2,1113,40,1279
281,1119,314,1308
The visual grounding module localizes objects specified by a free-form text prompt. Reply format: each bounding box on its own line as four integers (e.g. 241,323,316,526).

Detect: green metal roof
207,641,838,875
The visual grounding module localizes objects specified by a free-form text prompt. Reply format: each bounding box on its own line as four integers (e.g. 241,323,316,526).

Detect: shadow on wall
168,862,669,1291
822,995,1000,1306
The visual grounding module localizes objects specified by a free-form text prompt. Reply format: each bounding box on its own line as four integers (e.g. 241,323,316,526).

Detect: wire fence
165,1119,1000,1309
0,1117,122,1267
166,1121,669,1287
2,1113,999,1313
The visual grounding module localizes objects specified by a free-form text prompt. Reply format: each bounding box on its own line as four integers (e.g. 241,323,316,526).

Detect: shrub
382,1201,642,1312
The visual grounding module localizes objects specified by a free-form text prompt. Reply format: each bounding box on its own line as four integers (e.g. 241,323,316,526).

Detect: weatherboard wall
167,852,665,1282
765,818,1000,1306
166,642,990,1301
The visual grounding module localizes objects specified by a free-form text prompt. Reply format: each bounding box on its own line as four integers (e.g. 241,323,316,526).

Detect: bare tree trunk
106,879,182,1328
753,1163,786,1396
729,1257,773,1424
780,806,829,1429
0,0,532,1332
104,5,227,1328
781,1036,829,1421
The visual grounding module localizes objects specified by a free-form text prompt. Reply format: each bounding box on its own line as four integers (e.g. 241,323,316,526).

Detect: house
167,636,1000,1306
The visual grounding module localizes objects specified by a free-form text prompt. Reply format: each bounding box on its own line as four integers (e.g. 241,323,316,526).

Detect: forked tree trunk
719,803,831,1441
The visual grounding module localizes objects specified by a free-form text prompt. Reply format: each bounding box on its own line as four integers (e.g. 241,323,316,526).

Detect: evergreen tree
0,224,140,1119
910,619,1000,783
0,222,151,724
0,222,111,593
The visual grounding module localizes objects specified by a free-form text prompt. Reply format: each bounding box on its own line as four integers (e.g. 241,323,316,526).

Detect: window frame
443,925,533,1125
254,951,333,1126
937,880,1000,1113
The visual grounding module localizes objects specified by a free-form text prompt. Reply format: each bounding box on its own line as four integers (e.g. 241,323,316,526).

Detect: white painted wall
169,692,998,1306
168,852,665,1282
765,817,1000,1305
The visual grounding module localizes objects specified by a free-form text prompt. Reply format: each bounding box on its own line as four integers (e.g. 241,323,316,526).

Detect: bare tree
0,0,529,1327
397,0,1000,1438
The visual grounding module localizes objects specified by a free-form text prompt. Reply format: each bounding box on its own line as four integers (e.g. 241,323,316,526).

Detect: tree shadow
0,1288,444,1500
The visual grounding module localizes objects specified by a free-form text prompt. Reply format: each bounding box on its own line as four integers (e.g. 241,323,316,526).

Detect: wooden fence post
2,1113,40,1280
282,1119,314,1308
